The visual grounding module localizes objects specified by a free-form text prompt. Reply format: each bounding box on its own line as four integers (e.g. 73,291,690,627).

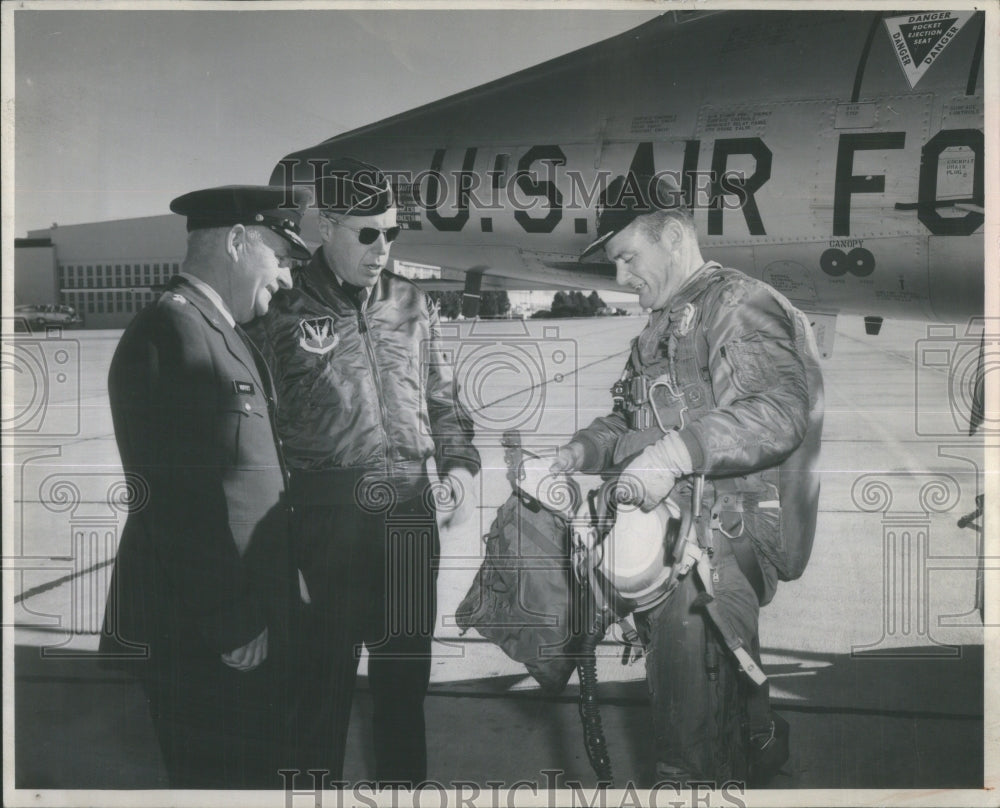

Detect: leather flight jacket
573,262,824,596
245,250,480,501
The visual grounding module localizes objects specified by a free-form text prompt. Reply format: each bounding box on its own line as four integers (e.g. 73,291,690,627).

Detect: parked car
15,304,84,329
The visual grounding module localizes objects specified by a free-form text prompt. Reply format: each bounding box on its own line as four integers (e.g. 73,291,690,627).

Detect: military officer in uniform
247,158,480,786
100,185,311,788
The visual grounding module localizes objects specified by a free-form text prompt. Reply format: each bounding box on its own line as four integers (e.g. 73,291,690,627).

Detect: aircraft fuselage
273,10,985,323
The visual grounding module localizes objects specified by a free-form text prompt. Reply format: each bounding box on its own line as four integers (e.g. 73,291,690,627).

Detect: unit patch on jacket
298,317,339,355
723,334,780,393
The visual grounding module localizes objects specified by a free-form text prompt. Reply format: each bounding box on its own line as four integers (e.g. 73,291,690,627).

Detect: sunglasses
325,216,401,245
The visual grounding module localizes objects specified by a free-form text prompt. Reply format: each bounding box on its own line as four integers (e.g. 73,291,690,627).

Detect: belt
289,462,429,505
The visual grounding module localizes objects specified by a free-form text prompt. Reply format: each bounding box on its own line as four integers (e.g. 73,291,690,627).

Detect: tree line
427,289,621,319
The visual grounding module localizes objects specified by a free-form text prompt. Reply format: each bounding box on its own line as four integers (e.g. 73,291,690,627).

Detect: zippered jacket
572,262,824,586
245,250,480,497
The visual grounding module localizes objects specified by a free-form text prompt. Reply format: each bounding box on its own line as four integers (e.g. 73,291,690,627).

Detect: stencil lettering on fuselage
884,12,976,89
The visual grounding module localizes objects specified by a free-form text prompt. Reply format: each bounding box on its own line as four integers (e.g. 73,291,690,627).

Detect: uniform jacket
100,276,292,670
245,250,480,496
573,262,824,579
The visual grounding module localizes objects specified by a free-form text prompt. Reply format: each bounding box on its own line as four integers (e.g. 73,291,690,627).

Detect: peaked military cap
581,172,687,259
170,185,312,259
314,157,395,216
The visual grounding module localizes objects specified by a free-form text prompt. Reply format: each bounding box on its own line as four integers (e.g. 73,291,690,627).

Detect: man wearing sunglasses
246,157,480,786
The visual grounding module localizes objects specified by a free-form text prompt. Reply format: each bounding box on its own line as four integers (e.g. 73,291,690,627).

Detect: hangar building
14,215,187,329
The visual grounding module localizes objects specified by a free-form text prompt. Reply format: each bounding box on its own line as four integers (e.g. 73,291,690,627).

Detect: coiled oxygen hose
577,620,614,787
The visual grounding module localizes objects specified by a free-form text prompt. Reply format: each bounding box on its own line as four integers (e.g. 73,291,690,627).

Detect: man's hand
437,467,477,530
623,432,693,512
221,627,268,672
550,442,585,474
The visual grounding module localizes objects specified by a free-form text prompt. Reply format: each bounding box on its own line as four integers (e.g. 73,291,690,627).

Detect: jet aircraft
271,8,985,363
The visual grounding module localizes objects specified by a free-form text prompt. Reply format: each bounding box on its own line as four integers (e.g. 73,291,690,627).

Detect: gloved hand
549,441,585,474
623,431,693,511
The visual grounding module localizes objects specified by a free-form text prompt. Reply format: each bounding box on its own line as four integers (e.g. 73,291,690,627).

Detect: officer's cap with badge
314,157,395,216
170,185,312,260
581,172,688,259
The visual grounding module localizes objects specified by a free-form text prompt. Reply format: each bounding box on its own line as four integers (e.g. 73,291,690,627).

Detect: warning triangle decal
884,11,975,89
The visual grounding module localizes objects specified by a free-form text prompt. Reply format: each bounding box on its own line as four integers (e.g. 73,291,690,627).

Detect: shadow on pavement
14,643,983,790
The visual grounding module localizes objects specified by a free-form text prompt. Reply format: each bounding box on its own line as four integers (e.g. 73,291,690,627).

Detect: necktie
234,324,276,405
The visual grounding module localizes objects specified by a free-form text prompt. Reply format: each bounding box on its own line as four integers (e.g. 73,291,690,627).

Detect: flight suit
572,261,822,783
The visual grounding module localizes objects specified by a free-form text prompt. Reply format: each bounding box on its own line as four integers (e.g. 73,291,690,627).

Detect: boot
747,712,789,786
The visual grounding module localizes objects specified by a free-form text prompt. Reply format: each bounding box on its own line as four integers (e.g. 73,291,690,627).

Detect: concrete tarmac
6,314,989,797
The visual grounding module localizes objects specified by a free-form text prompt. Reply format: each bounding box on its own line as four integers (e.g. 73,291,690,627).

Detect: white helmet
592,481,685,613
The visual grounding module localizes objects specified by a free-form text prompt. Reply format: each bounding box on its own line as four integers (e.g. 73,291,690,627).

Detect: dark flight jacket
573,262,824,592
245,250,480,500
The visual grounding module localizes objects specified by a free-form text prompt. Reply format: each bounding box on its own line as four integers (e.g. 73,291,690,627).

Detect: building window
87,292,95,314
86,267,93,288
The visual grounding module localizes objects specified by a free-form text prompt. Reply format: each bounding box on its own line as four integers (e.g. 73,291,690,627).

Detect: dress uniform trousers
141,650,293,788
289,471,439,785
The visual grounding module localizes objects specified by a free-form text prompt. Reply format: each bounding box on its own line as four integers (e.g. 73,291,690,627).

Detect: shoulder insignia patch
298,316,339,355
720,282,750,309
670,302,698,337
168,293,188,304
